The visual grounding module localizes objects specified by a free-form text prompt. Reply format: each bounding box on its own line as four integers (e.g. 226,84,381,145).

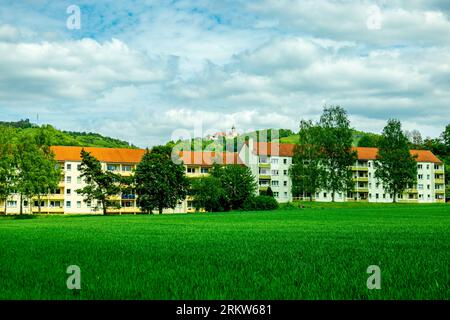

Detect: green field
0,203,449,300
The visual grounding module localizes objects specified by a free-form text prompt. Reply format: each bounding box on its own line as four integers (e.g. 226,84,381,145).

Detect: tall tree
211,164,257,210
318,106,357,202
289,120,323,201
76,149,121,215
190,176,226,212
375,119,418,203
0,127,16,214
135,146,189,214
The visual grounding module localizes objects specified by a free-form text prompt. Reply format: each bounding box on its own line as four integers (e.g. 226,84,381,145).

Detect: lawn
0,203,449,300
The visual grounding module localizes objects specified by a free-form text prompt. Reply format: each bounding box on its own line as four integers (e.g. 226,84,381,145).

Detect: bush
243,196,279,211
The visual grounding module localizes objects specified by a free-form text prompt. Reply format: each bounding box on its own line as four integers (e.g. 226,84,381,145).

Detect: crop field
0,203,449,300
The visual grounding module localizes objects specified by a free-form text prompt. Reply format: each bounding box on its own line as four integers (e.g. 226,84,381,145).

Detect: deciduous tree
375,119,418,203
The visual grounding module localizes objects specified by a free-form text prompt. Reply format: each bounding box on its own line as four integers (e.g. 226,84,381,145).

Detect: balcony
259,174,271,180
259,187,268,192
46,194,65,200
353,177,369,182
122,194,136,200
435,169,444,175
435,189,445,194
406,188,418,194
351,166,369,172
354,188,369,193
435,179,445,185
259,163,271,169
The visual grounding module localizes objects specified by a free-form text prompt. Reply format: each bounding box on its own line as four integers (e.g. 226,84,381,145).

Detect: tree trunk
393,192,397,203
309,194,313,202
102,200,107,215
19,194,23,215
4,200,7,215
159,206,163,215
332,192,335,202
38,194,41,214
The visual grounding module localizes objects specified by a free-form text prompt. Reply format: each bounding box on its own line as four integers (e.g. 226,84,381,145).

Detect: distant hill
280,129,381,147
0,119,137,149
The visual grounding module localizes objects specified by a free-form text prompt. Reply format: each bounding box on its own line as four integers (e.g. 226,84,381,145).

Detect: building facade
0,141,446,215
239,140,446,204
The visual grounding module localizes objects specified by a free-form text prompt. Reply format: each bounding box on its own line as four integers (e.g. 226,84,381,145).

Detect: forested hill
0,119,137,149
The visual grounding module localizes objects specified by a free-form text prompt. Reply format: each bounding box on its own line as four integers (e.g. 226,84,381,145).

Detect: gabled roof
179,151,243,166
50,146,146,164
251,142,443,164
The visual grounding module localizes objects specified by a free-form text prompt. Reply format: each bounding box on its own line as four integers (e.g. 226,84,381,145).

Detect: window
271,158,278,164
66,164,72,170
34,201,44,207
418,174,423,180
86,201,91,208
201,167,209,174
426,164,430,170
77,164,82,170
66,176,71,183
427,175,430,180
272,180,279,187
419,194,423,199
187,167,195,173
271,170,279,176
7,201,17,208
273,192,279,197
418,164,423,169
368,162,371,167
427,185,430,190
283,170,288,175
122,165,132,172
284,192,288,197
67,189,71,195
434,164,439,170
77,201,81,208
383,194,386,199
284,181,288,187
376,194,379,199
77,176,81,184
107,164,118,171
418,184,423,190
66,201,71,208
283,159,287,164
323,193,327,198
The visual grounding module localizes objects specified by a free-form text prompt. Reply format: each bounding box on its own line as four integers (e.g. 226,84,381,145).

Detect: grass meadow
0,203,449,300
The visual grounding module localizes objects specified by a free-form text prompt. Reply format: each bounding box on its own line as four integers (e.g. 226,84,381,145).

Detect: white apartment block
0,142,446,215
240,139,446,204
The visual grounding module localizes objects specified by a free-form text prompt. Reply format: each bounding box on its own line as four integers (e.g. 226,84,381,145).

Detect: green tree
318,106,357,202
135,146,190,214
375,119,418,203
357,133,380,148
266,186,274,197
0,127,16,214
76,149,121,215
211,164,257,210
190,176,225,212
289,120,323,201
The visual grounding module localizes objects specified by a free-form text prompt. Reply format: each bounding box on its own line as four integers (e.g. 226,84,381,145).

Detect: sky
0,0,449,147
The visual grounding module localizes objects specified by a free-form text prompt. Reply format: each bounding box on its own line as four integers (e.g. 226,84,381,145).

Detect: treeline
290,106,449,201
0,120,136,149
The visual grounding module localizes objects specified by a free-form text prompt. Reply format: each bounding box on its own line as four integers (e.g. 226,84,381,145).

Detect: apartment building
239,139,446,204
0,147,243,215
0,141,445,215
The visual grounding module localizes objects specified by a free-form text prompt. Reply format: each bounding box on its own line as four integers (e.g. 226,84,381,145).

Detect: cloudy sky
1,0,449,147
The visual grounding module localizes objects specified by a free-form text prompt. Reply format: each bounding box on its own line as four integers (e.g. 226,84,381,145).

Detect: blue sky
1,0,450,147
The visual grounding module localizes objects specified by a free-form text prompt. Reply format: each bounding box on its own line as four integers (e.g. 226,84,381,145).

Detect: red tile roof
253,142,296,157
50,146,146,164
252,143,442,164
178,151,243,166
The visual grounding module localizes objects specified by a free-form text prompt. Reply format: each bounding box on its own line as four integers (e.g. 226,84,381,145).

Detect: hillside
0,119,137,149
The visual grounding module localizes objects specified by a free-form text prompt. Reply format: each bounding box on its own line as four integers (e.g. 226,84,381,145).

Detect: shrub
243,196,279,211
